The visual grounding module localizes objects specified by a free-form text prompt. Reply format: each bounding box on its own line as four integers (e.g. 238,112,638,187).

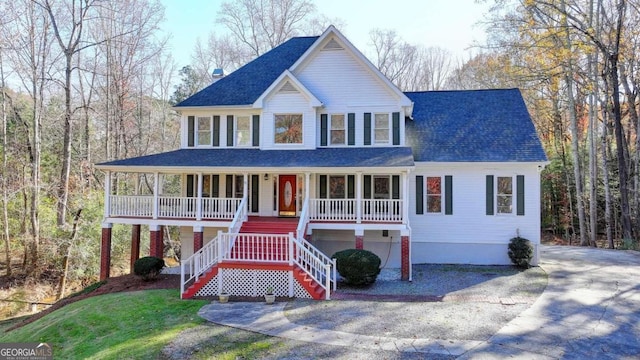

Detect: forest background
0,0,638,311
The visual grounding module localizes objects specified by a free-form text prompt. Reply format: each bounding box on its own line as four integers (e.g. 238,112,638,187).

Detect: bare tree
218,0,316,57
368,29,417,88
36,0,96,226
0,39,11,276
2,0,53,270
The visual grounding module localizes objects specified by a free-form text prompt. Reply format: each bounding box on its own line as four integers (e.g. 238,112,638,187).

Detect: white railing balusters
109,195,241,219
308,198,403,223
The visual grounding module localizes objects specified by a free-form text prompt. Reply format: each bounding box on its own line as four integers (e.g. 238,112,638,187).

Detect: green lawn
0,289,208,359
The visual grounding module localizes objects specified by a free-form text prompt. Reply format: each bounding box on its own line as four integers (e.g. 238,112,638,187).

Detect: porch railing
292,235,336,300
108,195,240,219
180,195,247,298
181,230,336,300
308,198,403,222
109,195,153,217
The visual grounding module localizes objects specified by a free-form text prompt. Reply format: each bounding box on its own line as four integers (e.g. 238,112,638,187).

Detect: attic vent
322,38,344,51
278,81,298,93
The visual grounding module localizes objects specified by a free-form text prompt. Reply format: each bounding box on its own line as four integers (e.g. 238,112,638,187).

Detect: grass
0,289,208,359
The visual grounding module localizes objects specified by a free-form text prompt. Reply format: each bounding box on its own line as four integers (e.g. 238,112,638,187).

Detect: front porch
97,166,413,300
101,170,410,227
106,195,405,224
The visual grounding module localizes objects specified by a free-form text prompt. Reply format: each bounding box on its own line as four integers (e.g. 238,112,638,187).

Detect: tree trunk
560,0,588,245
56,209,82,300
0,51,11,276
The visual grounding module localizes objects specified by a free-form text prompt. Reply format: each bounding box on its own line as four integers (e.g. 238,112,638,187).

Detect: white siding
262,91,316,149
179,109,260,149
294,48,408,147
408,162,542,265
295,49,398,107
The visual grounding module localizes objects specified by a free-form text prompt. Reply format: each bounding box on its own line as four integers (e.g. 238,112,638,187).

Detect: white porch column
103,171,111,218
304,172,310,202
152,172,159,219
402,171,408,224
243,173,248,215
356,172,362,223
196,172,203,220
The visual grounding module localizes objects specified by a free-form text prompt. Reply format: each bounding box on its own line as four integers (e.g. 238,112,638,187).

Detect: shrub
508,237,533,268
134,256,165,281
332,249,381,285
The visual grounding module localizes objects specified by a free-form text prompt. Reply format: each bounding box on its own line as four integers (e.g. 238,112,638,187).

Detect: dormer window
274,114,303,144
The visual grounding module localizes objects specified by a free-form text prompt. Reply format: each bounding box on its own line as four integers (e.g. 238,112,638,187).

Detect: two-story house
95,26,547,300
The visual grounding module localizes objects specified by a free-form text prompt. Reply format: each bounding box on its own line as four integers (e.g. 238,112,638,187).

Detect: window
426,177,442,213
197,117,211,146
234,175,244,198
275,114,303,144
330,114,345,145
373,176,390,199
497,176,513,214
329,176,346,198
374,113,390,144
236,116,251,146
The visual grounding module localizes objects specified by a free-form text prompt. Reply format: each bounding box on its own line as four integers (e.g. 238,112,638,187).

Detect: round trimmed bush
134,256,165,281
508,237,533,268
332,249,381,285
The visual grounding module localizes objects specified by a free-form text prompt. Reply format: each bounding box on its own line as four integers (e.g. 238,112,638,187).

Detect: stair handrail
296,197,310,240
180,195,248,298
228,194,248,234
291,233,336,300
180,233,221,298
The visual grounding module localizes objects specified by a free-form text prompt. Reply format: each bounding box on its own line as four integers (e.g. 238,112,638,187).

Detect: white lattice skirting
195,268,313,299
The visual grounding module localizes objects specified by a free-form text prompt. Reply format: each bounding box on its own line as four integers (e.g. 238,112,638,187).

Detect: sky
159,0,492,68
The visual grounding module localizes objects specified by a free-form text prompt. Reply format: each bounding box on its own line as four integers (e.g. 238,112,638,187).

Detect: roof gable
252,70,322,108
175,36,319,108
290,26,413,108
405,89,547,162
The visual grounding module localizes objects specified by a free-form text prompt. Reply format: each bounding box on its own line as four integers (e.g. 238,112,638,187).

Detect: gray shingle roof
405,89,547,162
96,147,414,169
175,36,319,107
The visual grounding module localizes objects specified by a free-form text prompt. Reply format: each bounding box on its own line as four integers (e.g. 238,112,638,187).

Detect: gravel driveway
163,263,546,359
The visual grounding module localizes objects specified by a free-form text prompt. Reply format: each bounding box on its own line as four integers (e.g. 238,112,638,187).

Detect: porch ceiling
96,147,415,171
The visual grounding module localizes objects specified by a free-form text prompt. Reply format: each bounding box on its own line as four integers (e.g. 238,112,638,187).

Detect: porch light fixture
264,174,269,181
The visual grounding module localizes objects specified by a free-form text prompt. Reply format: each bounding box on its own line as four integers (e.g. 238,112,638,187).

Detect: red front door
278,175,297,216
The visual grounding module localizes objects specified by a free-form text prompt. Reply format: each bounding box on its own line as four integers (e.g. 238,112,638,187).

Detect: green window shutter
319,175,327,198
347,175,355,198
392,112,400,145
392,175,400,199
251,174,259,212
320,114,328,146
445,175,453,215
226,175,233,198
415,175,424,215
347,113,355,145
186,175,194,197
363,175,372,199
226,115,234,146
187,116,195,147
364,113,371,145
252,115,260,147
486,175,494,215
212,116,220,147
212,175,219,197
517,175,525,216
